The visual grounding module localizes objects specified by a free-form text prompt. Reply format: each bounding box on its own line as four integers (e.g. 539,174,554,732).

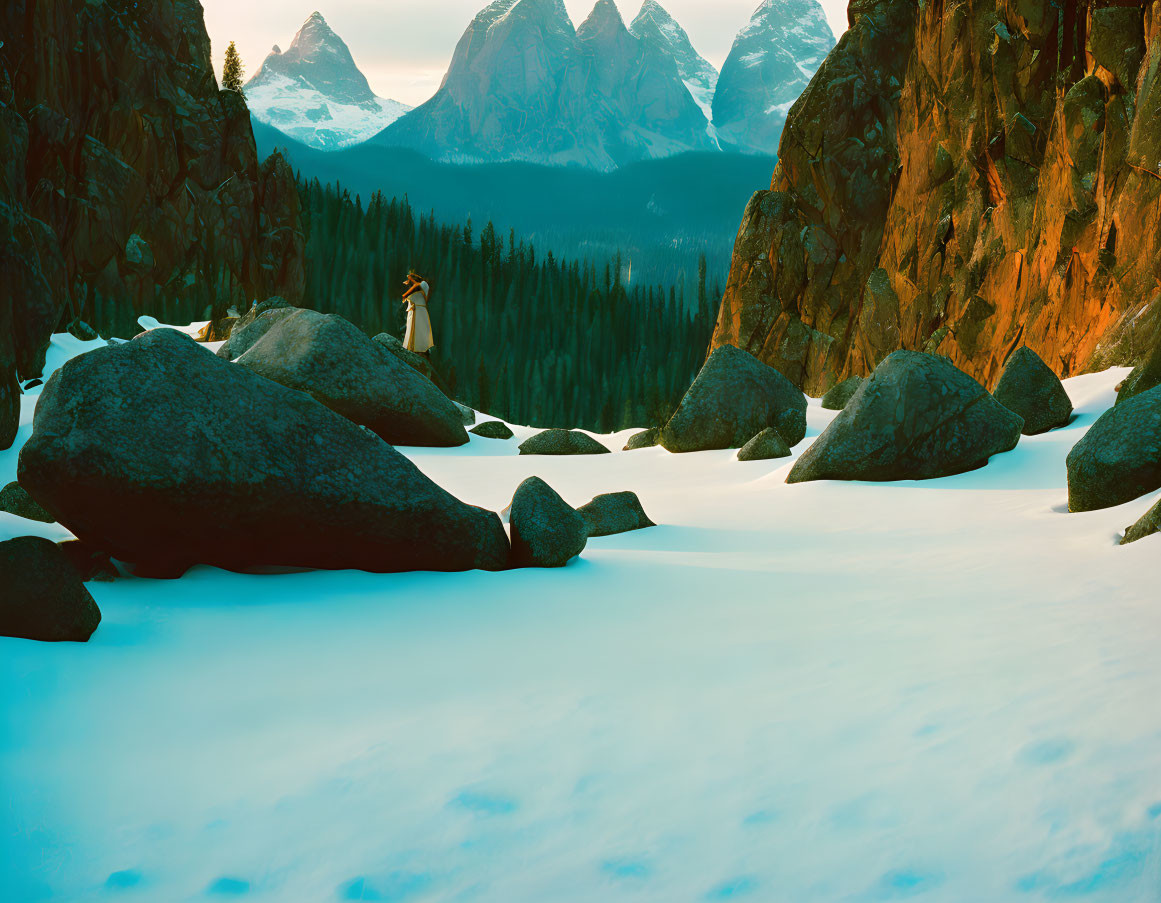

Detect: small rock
623,427,660,450
66,319,99,342
471,421,514,440
992,347,1073,435
519,429,610,456
0,537,102,642
23,378,43,390
577,491,655,537
1067,384,1161,512
0,481,54,522
456,402,477,425
509,476,587,567
1121,497,1161,545
737,427,791,461
821,376,863,411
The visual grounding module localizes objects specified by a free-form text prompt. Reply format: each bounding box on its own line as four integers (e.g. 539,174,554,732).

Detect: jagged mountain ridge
375,0,719,170
712,0,836,154
246,12,410,150
711,0,1161,395
628,0,719,119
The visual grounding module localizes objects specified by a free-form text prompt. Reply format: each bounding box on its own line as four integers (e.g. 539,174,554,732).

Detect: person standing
402,270,435,355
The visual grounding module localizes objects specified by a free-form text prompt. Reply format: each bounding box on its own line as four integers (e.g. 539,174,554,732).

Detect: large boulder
216,298,296,361
577,491,655,538
992,347,1073,435
788,351,1024,483
737,427,791,462
0,537,101,642
623,427,660,451
235,309,469,447
1121,497,1161,546
1116,342,1161,406
509,477,587,568
17,329,508,575
471,421,514,440
1067,385,1161,512
661,345,807,453
0,481,54,522
821,376,863,411
519,429,610,456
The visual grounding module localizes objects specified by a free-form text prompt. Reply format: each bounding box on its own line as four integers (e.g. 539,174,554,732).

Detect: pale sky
201,0,849,107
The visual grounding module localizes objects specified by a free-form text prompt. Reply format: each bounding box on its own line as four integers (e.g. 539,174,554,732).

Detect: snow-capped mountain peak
577,0,627,39
628,0,719,117
245,12,411,151
711,0,835,154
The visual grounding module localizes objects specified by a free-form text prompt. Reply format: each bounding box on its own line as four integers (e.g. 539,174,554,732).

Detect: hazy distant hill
255,118,775,290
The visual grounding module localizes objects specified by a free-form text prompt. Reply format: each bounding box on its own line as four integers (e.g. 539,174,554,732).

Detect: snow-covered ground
3,330,1161,902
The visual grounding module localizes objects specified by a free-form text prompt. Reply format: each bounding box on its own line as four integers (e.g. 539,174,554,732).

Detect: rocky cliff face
246,12,410,150
377,0,716,170
712,0,1161,395
0,0,305,448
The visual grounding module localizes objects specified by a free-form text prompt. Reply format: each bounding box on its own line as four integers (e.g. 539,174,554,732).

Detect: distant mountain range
245,12,410,150
247,0,834,168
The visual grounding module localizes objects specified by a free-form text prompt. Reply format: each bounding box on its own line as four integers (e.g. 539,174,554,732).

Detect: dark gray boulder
1121,496,1161,545
788,351,1024,483
737,427,791,461
821,376,863,411
471,421,514,440
216,297,295,361
509,477,587,568
1067,385,1161,512
0,537,101,642
577,491,655,538
519,429,610,456
455,402,476,425
1115,341,1161,406
661,345,807,452
0,481,54,522
17,329,508,576
623,427,660,450
235,308,468,447
992,347,1073,435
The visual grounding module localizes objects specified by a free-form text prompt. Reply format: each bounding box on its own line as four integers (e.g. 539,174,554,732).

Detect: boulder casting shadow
788,351,1024,483
17,329,508,576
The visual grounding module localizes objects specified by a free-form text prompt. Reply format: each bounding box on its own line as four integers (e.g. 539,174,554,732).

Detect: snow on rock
1,326,1160,901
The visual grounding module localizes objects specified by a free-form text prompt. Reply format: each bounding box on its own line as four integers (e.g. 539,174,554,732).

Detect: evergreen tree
222,42,245,95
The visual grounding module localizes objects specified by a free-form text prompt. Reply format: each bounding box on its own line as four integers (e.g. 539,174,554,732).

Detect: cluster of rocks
510,479,655,567
5,308,664,643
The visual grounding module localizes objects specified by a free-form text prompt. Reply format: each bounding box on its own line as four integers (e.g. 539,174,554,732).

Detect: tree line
298,179,719,432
